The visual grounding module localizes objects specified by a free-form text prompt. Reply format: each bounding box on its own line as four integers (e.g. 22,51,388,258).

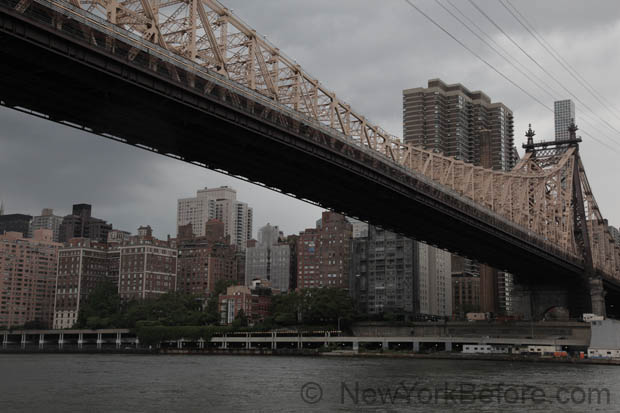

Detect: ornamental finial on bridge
525,124,535,145
568,118,578,140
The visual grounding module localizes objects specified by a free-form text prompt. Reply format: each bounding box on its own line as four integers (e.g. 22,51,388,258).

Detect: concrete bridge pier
96,333,102,350
589,277,606,317
58,333,64,349
78,333,84,349
115,332,121,349
445,342,453,352
3,332,8,348
413,342,420,353
271,332,276,350
352,341,359,353
20,333,26,349
512,275,607,319
512,283,571,320
513,284,568,320
39,333,45,349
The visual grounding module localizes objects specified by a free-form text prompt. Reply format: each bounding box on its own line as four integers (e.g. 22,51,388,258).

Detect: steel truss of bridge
1,0,620,315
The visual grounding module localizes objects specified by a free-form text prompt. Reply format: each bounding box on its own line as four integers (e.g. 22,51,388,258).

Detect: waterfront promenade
0,321,591,353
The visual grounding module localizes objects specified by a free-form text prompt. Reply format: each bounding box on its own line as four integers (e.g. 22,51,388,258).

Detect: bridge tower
517,122,606,318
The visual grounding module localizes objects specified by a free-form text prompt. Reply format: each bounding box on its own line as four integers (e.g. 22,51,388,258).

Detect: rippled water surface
1,354,619,412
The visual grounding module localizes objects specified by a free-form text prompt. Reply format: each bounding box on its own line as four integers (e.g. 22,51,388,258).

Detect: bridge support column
297,334,302,350
96,333,102,350
58,333,64,349
413,342,420,353
222,335,227,350
116,332,121,349
271,332,276,350
177,339,183,349
21,333,26,349
382,340,389,351
445,342,453,352
512,283,571,320
324,332,329,348
590,277,606,317
2,332,7,348
246,333,251,349
39,333,45,349
78,333,84,349
352,341,359,353
198,339,204,350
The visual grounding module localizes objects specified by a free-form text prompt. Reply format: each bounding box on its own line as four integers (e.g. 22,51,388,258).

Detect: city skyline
1,0,620,237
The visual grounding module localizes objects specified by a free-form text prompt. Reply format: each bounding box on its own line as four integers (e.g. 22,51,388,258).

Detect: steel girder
7,0,620,282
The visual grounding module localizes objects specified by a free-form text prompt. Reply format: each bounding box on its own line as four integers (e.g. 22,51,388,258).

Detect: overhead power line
444,0,563,100
438,0,620,150
402,0,552,112
434,0,555,102
401,0,620,155
467,0,620,139
502,0,620,124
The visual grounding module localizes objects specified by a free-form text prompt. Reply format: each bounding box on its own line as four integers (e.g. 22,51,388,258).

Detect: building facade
177,186,253,250
347,218,369,239
245,223,290,292
297,212,352,290
218,285,272,325
403,78,516,171
58,204,112,243
0,214,32,236
29,208,64,242
118,236,177,301
177,219,239,299
415,243,452,317
452,274,481,317
0,230,61,329
219,285,252,324
350,227,416,315
554,99,576,141
53,238,117,329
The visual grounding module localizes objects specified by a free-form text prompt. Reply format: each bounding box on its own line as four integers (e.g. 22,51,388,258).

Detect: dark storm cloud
2,0,620,236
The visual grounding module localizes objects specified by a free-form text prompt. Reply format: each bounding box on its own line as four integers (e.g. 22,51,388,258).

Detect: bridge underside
0,2,617,317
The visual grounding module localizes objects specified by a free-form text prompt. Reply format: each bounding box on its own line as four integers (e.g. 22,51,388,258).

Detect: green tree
270,288,355,327
231,309,249,328
76,281,121,329
119,292,206,328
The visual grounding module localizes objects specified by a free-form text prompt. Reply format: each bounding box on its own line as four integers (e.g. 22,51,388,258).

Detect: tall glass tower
554,99,575,141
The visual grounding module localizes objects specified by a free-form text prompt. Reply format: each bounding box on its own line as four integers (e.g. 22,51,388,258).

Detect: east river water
1,354,618,412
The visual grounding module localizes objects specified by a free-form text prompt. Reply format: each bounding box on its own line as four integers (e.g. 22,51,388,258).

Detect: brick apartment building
118,228,177,301
297,211,352,290
0,230,61,329
177,220,240,300
218,284,272,325
53,238,117,329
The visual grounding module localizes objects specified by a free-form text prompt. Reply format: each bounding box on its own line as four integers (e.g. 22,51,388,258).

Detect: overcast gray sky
1,0,620,238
